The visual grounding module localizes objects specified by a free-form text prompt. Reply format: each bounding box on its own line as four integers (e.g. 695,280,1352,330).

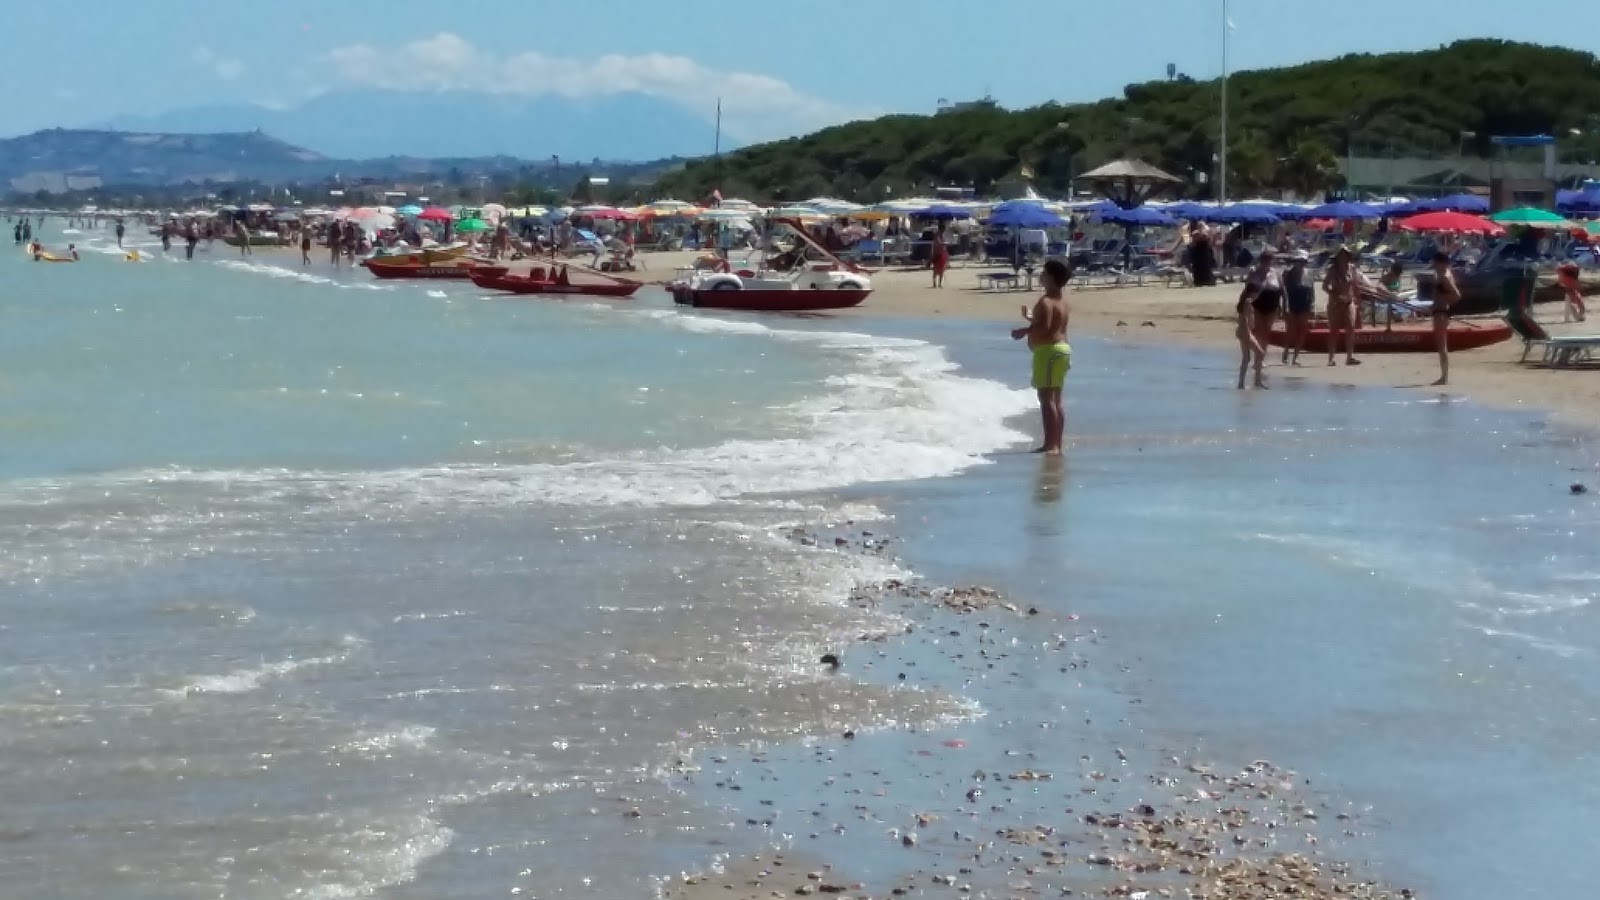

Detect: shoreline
632,246,1600,431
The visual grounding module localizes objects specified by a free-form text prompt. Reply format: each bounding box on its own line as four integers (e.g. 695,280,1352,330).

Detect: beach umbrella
584,207,637,221
646,198,696,213
1409,193,1489,214
1301,218,1336,231
1162,201,1214,220
397,204,423,216
699,208,753,222
1093,205,1177,227
454,217,491,233
480,202,507,223
1210,203,1281,224
916,204,972,220
847,209,891,221
769,205,821,217
874,198,937,214
1298,200,1383,220
1396,211,1504,235
809,198,865,214
1490,207,1576,228
418,207,453,221
988,204,1066,228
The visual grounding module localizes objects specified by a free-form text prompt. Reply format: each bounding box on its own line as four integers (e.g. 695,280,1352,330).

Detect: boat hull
1266,322,1514,353
671,285,870,311
366,244,470,265
468,269,641,297
366,263,482,280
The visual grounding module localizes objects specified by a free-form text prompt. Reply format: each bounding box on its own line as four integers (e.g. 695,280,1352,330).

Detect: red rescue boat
1266,321,1514,354
362,252,494,280
468,264,642,298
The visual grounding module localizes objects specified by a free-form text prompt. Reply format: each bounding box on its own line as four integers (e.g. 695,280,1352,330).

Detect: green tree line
654,40,1600,202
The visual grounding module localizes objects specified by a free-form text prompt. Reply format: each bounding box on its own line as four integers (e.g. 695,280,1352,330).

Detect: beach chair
976,271,1020,291
1505,307,1600,366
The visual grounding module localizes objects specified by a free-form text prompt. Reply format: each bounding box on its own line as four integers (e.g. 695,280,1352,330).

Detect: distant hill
654,39,1600,202
0,129,331,192
0,126,691,197
95,89,731,162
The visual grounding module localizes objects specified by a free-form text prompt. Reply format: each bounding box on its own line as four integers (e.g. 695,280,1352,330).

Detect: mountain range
93,89,728,161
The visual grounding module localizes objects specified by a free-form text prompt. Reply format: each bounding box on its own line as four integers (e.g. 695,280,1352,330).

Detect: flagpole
1219,0,1229,203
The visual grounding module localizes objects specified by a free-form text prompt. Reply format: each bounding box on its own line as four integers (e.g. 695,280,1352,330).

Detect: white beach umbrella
646,199,696,213
806,197,864,214
874,198,937,214
717,198,759,210
699,208,754,222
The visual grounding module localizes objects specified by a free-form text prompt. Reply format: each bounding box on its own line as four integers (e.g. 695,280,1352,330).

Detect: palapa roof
1076,159,1182,183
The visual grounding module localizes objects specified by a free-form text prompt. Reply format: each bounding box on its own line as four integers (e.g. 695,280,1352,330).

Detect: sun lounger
977,271,1020,290
1505,307,1600,366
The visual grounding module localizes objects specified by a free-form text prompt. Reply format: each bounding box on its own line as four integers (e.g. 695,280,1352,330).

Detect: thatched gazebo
1076,159,1183,209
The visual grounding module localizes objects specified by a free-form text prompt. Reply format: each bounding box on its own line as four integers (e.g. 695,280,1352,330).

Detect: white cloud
323,32,869,142
191,47,245,80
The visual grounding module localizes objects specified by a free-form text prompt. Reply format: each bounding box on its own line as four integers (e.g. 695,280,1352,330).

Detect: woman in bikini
1321,246,1361,367
1428,251,1460,386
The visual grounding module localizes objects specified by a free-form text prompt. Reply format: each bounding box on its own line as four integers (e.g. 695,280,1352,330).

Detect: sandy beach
634,248,1600,431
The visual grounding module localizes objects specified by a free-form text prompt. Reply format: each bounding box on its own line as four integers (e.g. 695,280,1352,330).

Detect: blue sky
5,0,1590,144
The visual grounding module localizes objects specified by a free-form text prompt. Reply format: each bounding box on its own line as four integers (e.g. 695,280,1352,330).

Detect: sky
6,0,1594,146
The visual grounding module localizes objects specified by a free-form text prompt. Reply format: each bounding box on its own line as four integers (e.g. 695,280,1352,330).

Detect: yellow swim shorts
1031,342,1071,390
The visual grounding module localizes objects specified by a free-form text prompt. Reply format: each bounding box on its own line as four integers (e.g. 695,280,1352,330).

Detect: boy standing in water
1011,259,1072,455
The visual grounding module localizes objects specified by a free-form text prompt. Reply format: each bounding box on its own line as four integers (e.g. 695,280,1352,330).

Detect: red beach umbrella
586,207,638,221
1396,211,1505,236
418,207,454,221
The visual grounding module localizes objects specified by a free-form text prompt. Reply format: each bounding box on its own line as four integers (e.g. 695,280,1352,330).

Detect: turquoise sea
4,220,1600,898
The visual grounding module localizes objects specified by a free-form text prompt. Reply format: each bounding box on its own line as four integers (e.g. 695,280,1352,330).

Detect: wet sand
662,526,1415,900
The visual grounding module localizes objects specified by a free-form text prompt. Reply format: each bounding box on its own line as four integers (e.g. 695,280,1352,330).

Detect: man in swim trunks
1011,258,1072,455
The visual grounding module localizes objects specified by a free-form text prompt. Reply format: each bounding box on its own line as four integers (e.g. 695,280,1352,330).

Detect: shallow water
864,320,1600,898
0,222,1028,898
7,220,1600,899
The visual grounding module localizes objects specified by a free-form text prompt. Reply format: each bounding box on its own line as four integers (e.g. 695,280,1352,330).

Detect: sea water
869,320,1600,898
0,223,1031,898
7,222,1600,899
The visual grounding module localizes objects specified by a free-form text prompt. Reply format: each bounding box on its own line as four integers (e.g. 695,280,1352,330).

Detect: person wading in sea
1428,251,1460,386
1011,259,1072,455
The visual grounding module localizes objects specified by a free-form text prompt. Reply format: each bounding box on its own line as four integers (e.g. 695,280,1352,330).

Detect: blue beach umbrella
1163,201,1213,220
1211,203,1282,224
916,204,972,220
398,204,424,216
1298,200,1382,220
988,204,1066,228
1093,205,1177,227
1409,193,1489,214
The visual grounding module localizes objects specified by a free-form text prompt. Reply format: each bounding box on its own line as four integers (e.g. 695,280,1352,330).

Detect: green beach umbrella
1489,206,1575,228
454,217,491,233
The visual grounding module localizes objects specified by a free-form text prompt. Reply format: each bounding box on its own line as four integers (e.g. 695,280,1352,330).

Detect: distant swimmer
12,221,20,244
67,243,79,261
114,219,125,249
1011,258,1072,456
